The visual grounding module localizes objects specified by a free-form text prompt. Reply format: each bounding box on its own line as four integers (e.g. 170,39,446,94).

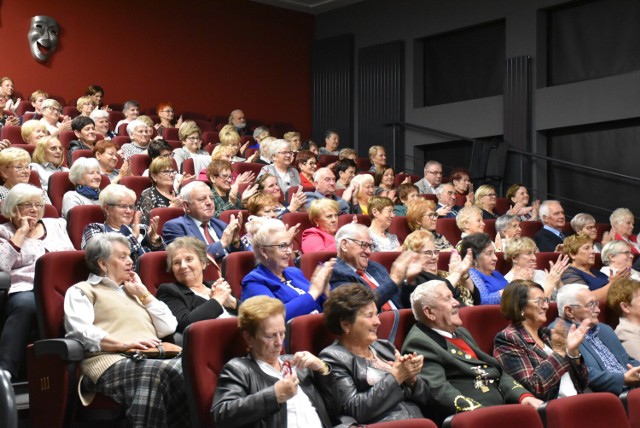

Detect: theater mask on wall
28,16,60,62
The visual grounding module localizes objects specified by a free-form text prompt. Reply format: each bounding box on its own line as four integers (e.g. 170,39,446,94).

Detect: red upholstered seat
388,216,411,243
318,154,338,167
372,420,437,428
181,157,195,176
285,313,337,355
355,157,371,172
182,318,247,428
162,127,179,141
150,207,184,235
395,173,420,187
443,404,542,428
435,218,461,247
119,176,151,201
285,185,315,203
377,309,416,350
282,212,314,253
298,251,337,279
180,111,209,121
495,197,510,215
110,136,130,149
520,221,543,239
539,392,630,428
218,209,248,236
369,251,401,272
596,223,611,242
128,154,151,176
15,100,34,116
622,387,640,428
231,162,264,178
28,170,42,188
202,131,219,145
483,218,497,239
47,171,110,215
418,194,437,202
70,149,94,165
338,213,370,229
57,131,75,150
457,304,509,355
61,106,79,119
10,144,35,156
66,205,105,250
221,251,256,299
137,251,220,296
194,119,213,132
0,125,23,145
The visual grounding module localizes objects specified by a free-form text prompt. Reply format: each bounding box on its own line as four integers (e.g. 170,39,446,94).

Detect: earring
521,311,524,317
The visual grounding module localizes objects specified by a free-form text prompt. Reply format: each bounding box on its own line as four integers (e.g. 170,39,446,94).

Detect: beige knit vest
75,281,158,383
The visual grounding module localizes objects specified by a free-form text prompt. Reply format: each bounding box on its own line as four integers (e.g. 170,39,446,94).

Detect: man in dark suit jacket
304,167,357,215
402,280,541,424
329,223,422,310
162,181,243,260
435,183,463,218
535,200,566,252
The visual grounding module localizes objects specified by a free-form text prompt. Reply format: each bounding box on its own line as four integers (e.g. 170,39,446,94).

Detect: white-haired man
535,200,566,252
415,160,443,195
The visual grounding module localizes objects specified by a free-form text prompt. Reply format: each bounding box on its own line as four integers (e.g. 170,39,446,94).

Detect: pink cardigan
301,227,336,253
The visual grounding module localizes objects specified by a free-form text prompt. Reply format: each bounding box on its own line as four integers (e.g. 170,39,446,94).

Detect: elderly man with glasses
416,160,443,195
551,283,640,394
304,167,358,215
329,223,422,311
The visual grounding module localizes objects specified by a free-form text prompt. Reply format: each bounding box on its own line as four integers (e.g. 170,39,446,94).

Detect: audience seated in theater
338,147,357,161
81,184,165,265
172,120,207,172
475,184,500,220
219,125,255,163
609,207,640,254
368,145,387,174
62,157,102,218
114,100,140,132
296,150,317,187
228,108,248,136
155,101,183,137
600,240,640,281
350,173,375,215
571,213,609,253
319,128,340,156
252,125,270,150
64,233,188,427
552,283,640,395
402,280,541,425
368,196,400,252
535,200,566,252
93,140,129,184
257,139,301,194
137,157,180,225
255,135,275,165
495,214,521,249
393,182,418,216
455,205,486,242
69,116,98,162
494,280,590,401
373,165,398,200
608,277,640,360
330,223,421,310
302,198,340,254
0,184,74,380
162,181,243,261
305,167,353,215
459,233,507,305
212,296,333,427
256,173,305,219
28,90,48,120
401,229,475,307
30,135,69,191
208,159,256,217
20,119,47,145
319,284,428,424
85,84,107,110
301,139,319,156
283,131,302,153
436,182,464,218
0,148,51,203
156,237,237,333
561,233,618,300
505,183,540,221
0,77,19,113
333,158,356,191
407,198,452,251
0,97,19,127
90,108,116,140
39,98,71,136
415,160,442,195
241,218,334,321
120,119,151,160
76,95,96,118
504,236,568,299
137,115,156,138
245,192,278,220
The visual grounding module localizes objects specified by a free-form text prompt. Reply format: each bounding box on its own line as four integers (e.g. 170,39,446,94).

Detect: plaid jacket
493,323,588,401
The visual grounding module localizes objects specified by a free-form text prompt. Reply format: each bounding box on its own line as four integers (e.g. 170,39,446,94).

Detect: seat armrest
33,338,84,362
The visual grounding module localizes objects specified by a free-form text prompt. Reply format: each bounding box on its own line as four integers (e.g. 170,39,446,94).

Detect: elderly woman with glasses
0,184,74,380
81,184,165,265
296,150,317,188
172,121,207,172
155,101,183,137
39,98,72,136
493,280,590,401
136,157,181,225
207,159,256,218
475,184,500,219
609,208,640,254
0,148,51,204
600,240,640,281
406,198,452,251
30,136,69,192
61,157,103,218
120,119,151,160
571,212,609,253
495,214,521,246
257,139,301,194
241,218,335,322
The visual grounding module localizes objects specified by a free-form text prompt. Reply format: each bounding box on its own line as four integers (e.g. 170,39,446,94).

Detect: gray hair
601,240,631,267
122,100,140,113
334,223,369,257
68,157,101,185
312,167,333,183
456,205,482,231
610,208,634,227
253,126,269,140
267,139,290,159
179,181,209,204
260,136,276,160
84,232,131,275
252,218,287,264
410,280,447,325
496,214,519,236
1,183,44,218
538,200,561,223
435,183,454,199
423,160,441,173
89,109,109,121
42,98,61,111
570,213,596,233
126,119,147,137
556,283,589,319
98,183,136,207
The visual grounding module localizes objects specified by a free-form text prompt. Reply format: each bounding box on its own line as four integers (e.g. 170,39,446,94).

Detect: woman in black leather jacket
211,295,334,428
318,284,429,424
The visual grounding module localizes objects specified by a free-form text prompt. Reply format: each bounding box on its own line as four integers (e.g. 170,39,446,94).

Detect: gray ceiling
251,0,364,15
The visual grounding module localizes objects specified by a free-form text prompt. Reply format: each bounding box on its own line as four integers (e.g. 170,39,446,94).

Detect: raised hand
274,372,299,403
308,258,336,299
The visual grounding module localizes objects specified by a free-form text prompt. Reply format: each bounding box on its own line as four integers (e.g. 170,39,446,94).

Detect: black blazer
534,228,563,252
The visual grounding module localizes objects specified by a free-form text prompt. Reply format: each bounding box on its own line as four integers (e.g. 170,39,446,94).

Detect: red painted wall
0,0,314,134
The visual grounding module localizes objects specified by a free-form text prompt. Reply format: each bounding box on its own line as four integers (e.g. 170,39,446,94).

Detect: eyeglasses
346,238,374,251
18,202,44,210
419,250,440,258
263,242,294,252
422,212,438,220
47,107,61,113
217,173,233,181
11,165,30,172
160,109,174,114
426,170,442,175
277,151,294,156
528,297,550,308
186,136,201,142
159,170,177,176
570,301,599,309
484,194,497,198
108,204,135,211
583,224,597,231
190,196,213,205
